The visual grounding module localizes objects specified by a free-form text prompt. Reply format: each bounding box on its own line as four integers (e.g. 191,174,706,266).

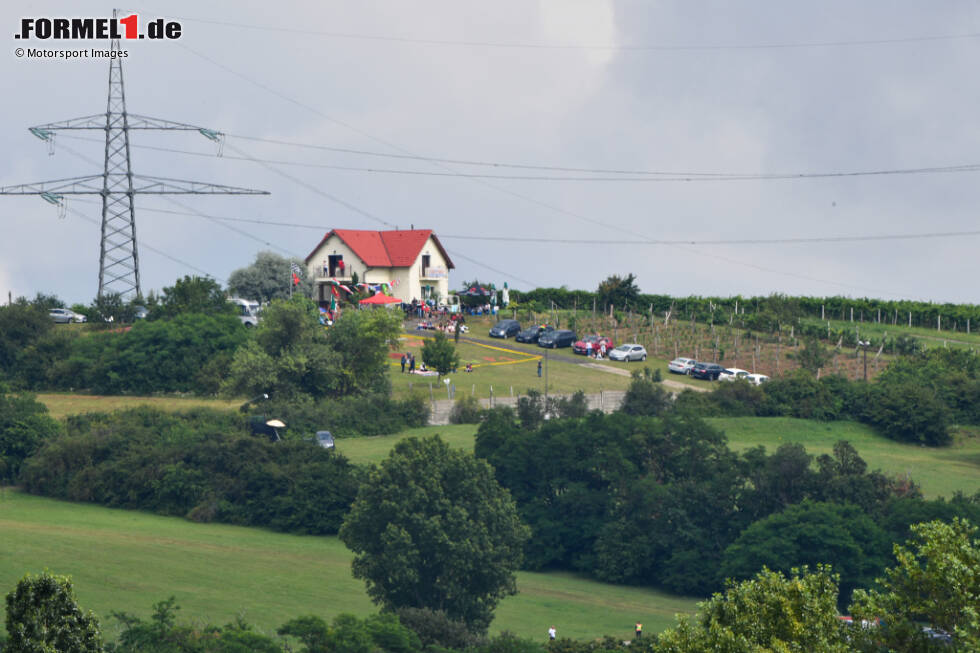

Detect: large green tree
339,436,530,632
228,251,312,302
720,501,890,603
596,273,640,311
153,275,234,320
850,518,980,651
655,566,849,652
4,572,104,652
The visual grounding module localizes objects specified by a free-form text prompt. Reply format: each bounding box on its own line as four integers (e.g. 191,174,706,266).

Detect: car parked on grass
609,344,647,362
719,368,750,382
668,357,696,374
746,373,770,385
489,319,521,338
691,362,725,380
515,325,553,343
48,308,86,323
537,329,576,348
573,334,614,356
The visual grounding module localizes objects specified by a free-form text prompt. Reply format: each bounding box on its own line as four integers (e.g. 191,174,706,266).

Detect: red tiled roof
305,229,455,269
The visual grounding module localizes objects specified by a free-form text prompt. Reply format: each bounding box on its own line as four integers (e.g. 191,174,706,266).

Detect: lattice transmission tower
1,16,268,300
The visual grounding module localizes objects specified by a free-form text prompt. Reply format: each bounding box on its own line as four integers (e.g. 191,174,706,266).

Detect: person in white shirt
548,626,556,640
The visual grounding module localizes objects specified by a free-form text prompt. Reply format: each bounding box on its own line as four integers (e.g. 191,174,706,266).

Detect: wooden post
821,304,825,320
938,315,941,332
850,307,854,322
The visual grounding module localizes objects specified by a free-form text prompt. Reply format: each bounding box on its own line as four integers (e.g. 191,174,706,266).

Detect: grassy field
337,424,479,465
36,393,241,420
708,418,980,500
389,334,632,400
339,419,980,500
0,490,698,642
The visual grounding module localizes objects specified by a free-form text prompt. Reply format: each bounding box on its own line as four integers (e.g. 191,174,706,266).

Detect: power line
439,230,980,246
57,133,980,182
174,42,915,296
66,205,226,283
161,13,980,52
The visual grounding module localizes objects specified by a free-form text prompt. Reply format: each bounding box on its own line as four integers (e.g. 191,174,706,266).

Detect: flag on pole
290,262,302,286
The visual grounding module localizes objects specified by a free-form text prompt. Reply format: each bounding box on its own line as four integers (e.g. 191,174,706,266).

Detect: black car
537,329,576,348
515,325,554,344
691,362,725,380
489,319,521,338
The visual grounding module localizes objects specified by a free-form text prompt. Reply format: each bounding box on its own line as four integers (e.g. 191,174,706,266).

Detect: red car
573,335,614,356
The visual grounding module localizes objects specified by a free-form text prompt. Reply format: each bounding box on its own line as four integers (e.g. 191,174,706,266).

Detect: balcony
314,267,352,282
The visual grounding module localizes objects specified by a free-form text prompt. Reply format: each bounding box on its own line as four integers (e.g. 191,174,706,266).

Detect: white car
719,368,750,382
668,357,696,374
609,344,647,362
48,308,86,323
746,373,770,386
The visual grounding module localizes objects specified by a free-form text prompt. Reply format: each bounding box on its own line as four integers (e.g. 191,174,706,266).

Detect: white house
304,229,454,304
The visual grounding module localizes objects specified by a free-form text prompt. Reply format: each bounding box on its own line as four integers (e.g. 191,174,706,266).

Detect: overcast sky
2,1,980,304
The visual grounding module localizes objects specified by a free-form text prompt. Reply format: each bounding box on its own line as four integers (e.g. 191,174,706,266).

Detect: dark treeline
474,406,980,601
510,287,980,335
20,407,362,535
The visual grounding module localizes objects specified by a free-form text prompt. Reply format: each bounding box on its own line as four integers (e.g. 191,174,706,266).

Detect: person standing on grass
586,340,593,358
538,359,543,377
409,353,416,373
400,354,407,373
548,625,556,641
635,622,642,639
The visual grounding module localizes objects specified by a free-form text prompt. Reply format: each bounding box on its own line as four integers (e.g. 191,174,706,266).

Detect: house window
421,254,431,278
328,255,345,277
421,284,433,299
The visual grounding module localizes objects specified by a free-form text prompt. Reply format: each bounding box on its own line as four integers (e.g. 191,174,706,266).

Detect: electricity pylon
0,21,267,300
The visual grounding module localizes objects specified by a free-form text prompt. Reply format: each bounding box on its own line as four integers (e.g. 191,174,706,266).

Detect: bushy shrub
20,407,362,534
859,382,950,446
267,393,428,437
760,370,843,420
450,395,484,424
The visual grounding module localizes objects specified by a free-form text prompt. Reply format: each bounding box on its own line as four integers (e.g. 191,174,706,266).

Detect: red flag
292,273,300,286
331,285,340,298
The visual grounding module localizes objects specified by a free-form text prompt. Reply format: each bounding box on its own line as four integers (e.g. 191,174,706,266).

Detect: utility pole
0,11,267,300
859,340,870,381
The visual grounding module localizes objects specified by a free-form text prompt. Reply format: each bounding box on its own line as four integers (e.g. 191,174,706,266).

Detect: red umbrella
359,294,401,305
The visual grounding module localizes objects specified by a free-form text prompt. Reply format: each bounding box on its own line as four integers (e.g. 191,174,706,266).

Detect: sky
2,1,980,305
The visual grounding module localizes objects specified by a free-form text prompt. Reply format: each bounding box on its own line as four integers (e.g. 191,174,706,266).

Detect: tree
228,251,312,302
850,518,980,651
620,368,671,417
797,337,831,376
225,296,344,400
0,303,52,377
324,307,403,396
339,436,530,632
0,385,62,482
655,566,849,652
5,571,104,652
154,275,234,320
720,501,890,603
596,273,640,311
420,331,459,377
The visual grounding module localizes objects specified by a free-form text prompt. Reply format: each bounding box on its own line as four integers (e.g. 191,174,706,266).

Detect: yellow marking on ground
396,334,540,368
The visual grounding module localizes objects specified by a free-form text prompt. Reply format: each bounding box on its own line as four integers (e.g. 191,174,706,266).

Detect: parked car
668,357,697,375
489,319,521,338
609,344,648,362
311,431,335,449
133,305,149,320
573,335,614,355
48,308,86,323
537,329,576,348
719,368,750,382
691,362,725,380
746,373,770,385
515,325,553,343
